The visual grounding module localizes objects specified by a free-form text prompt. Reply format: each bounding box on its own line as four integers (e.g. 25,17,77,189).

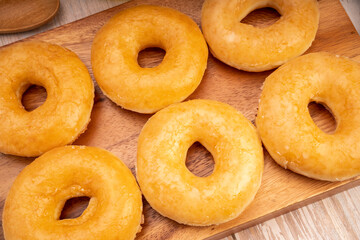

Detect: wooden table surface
0,0,359,239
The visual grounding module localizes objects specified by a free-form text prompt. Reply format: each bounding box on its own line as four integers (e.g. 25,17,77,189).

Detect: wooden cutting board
1,0,360,239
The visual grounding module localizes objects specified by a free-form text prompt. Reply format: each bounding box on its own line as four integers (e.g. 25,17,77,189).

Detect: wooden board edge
205,177,360,240
23,0,135,42
0,0,60,34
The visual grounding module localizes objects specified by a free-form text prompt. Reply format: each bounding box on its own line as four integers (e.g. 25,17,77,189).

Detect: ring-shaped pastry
3,146,143,240
201,0,319,72
0,41,94,157
137,99,263,225
92,5,208,113
256,52,360,181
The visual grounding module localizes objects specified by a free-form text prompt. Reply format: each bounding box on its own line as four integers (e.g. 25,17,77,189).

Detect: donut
137,99,263,225
3,146,143,240
256,52,360,181
201,0,319,72
0,41,94,157
91,5,208,113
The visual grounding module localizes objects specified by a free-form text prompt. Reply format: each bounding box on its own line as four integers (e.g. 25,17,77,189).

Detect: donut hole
59,196,90,220
137,47,166,68
308,102,337,134
21,84,47,111
186,142,215,177
241,7,281,28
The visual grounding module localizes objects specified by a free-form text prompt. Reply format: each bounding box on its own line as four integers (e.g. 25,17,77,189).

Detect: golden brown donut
201,0,319,72
256,52,360,181
0,41,94,157
3,146,143,240
92,5,208,113
137,99,263,226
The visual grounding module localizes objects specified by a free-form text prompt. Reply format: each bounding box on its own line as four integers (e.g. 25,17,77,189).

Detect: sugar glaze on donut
137,99,263,226
257,52,360,181
201,0,319,72
3,146,143,240
0,41,94,157
92,5,208,113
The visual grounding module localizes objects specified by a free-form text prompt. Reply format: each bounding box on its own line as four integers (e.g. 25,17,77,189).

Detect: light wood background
0,0,359,239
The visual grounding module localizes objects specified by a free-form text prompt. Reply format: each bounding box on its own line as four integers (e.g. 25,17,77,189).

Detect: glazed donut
92,5,208,113
201,0,319,72
0,41,94,157
256,52,360,181
3,146,143,240
137,99,263,225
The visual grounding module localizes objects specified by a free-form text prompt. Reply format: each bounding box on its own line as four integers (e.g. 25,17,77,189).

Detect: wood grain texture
0,0,360,239
0,0,59,33
234,186,360,240
0,0,128,45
